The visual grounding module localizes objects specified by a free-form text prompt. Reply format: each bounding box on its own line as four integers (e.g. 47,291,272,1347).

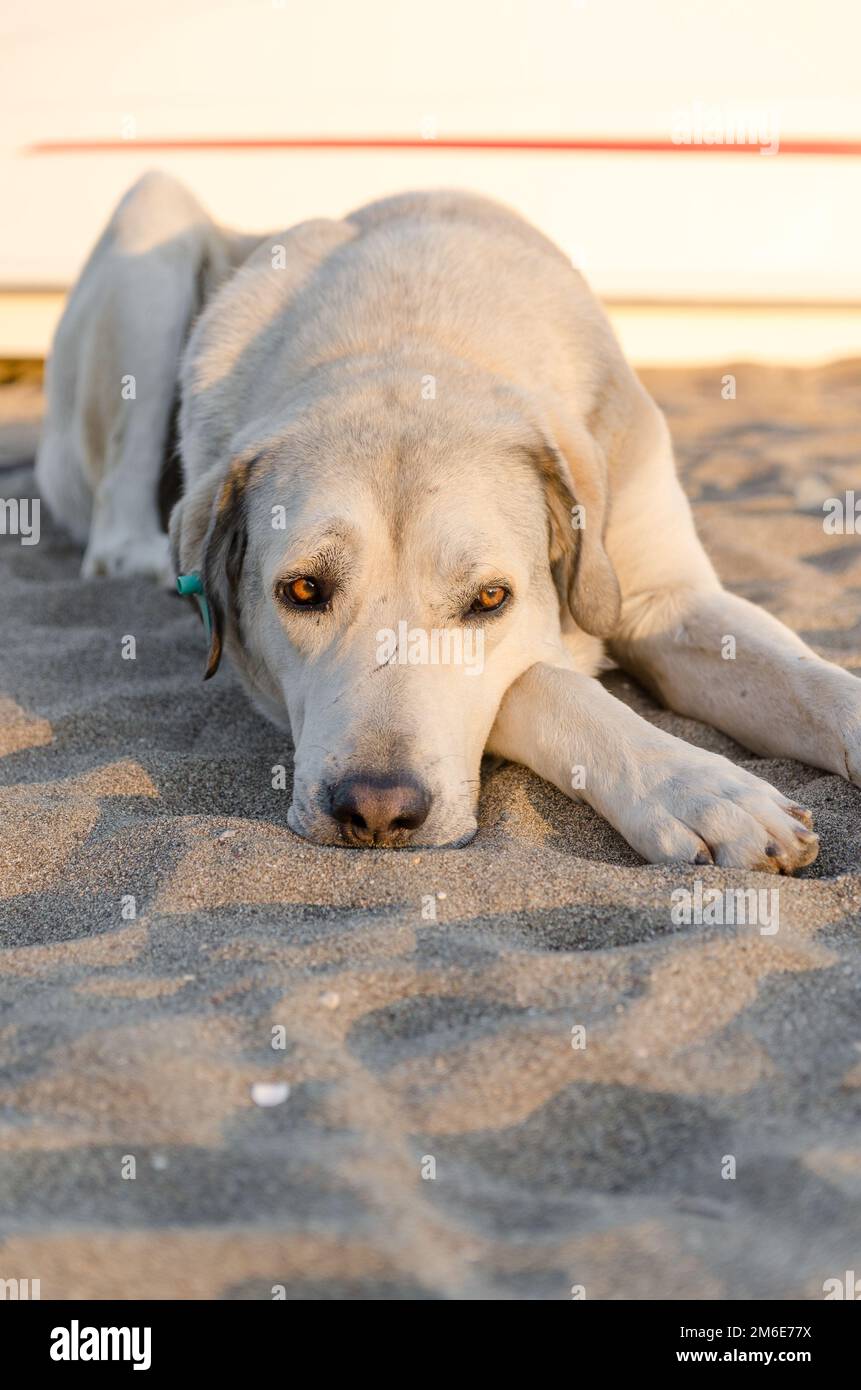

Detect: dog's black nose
329,774,431,847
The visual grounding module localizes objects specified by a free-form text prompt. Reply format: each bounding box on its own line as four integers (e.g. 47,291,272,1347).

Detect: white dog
36,173,859,867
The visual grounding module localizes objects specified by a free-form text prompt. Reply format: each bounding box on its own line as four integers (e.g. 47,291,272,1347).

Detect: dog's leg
85,174,241,584
612,585,861,785
487,661,819,871
40,173,241,583
604,394,861,786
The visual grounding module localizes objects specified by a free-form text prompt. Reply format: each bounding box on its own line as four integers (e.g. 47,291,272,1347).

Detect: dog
35,172,860,867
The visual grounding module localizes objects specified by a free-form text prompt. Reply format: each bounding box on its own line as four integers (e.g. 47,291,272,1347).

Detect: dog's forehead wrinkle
446,548,503,578
267,516,362,575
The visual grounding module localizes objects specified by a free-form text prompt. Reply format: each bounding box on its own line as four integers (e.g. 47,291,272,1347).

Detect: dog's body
36,172,861,866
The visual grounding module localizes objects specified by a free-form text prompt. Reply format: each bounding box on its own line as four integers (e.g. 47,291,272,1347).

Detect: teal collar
176,572,213,641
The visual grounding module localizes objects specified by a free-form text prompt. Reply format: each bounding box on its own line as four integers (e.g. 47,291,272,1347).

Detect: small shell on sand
251,1082,290,1107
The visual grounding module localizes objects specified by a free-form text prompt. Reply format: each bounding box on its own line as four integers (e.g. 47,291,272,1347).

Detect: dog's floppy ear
530,421,621,639
169,457,254,679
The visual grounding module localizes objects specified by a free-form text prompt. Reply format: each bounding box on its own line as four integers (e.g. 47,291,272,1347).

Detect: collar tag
176,572,213,641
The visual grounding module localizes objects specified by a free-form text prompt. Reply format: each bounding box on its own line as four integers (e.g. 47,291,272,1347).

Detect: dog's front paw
82,530,174,587
614,749,818,874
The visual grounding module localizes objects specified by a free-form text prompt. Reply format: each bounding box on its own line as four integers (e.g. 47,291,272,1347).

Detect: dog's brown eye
282,576,321,606
471,585,509,614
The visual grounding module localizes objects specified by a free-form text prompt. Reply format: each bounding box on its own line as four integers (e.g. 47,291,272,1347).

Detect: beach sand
0,360,860,1300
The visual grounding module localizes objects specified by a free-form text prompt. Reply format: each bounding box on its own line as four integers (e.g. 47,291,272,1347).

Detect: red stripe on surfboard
25,135,861,156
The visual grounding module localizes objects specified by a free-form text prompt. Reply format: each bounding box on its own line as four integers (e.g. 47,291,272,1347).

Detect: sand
0,360,860,1300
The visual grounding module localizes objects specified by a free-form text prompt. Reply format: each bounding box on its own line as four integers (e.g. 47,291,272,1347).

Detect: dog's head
170,379,619,847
